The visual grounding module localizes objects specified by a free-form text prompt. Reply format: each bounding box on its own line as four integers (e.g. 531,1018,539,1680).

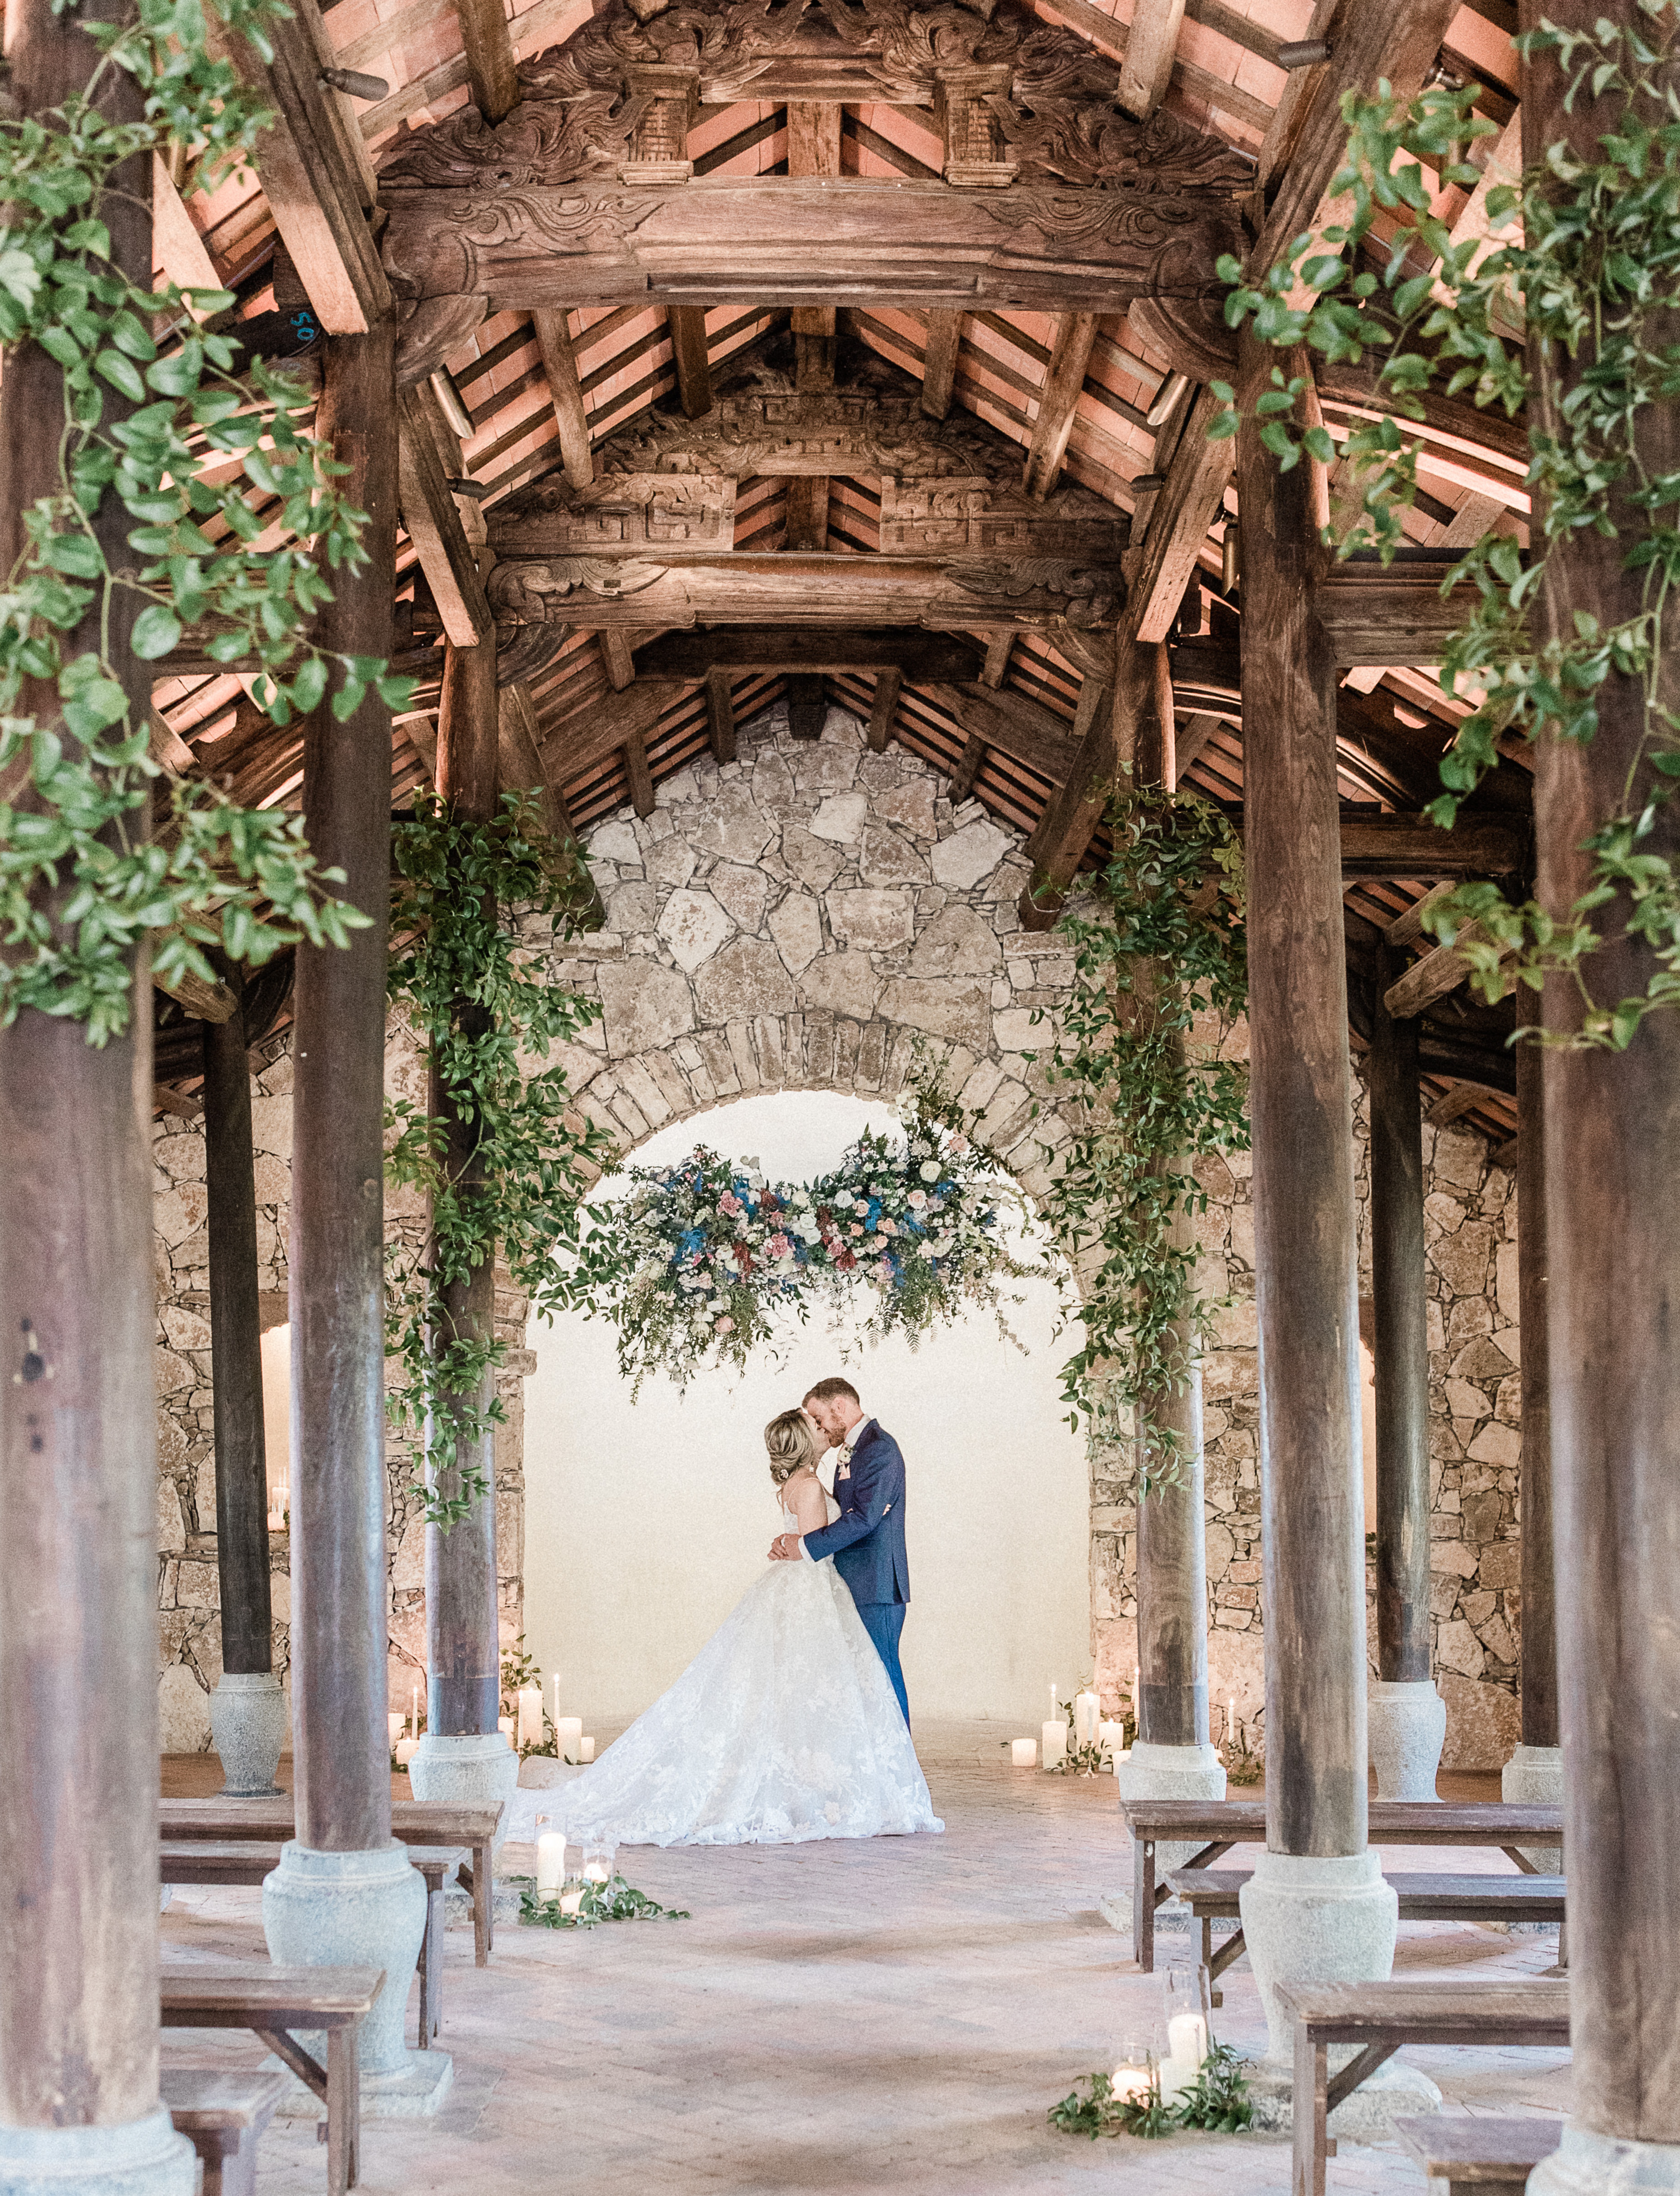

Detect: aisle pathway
159,1742,1569,2193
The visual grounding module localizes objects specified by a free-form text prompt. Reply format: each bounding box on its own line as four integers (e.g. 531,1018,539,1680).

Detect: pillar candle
1111,2063,1152,2105
1041,1718,1067,1769
559,1886,584,1916
1167,2011,1207,2066
410,1681,420,1737
1227,1696,1238,1745
1011,1738,1037,1768
498,1714,515,1750
550,1672,562,1737
536,1830,566,1894
578,1736,596,1763
387,1712,404,1748
554,1715,583,1762
1074,1690,1101,1748
517,1683,543,1750
394,1736,418,1768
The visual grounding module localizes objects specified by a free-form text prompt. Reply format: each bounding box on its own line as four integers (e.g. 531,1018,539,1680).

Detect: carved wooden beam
1313,559,1469,665
396,385,492,645
633,628,984,678
209,0,389,332
489,473,735,557
669,307,713,419
488,552,1123,631
379,178,1246,314
530,309,594,488
1023,313,1099,497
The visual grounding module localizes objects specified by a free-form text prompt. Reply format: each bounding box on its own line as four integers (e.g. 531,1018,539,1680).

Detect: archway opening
523,1089,1089,1732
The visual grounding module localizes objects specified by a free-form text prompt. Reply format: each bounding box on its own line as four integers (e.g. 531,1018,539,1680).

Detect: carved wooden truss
378,0,1252,313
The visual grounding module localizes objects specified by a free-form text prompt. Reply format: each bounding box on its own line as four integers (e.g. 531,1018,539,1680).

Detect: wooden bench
1120,1800,1565,1970
1164,1869,1568,2005
161,1963,384,2196
159,1842,464,2050
1394,2114,1564,2194
159,1798,502,1965
161,2070,288,2196
1274,1979,1570,2196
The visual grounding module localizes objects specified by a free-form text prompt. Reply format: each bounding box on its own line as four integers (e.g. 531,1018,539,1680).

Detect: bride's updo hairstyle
765,1408,820,1486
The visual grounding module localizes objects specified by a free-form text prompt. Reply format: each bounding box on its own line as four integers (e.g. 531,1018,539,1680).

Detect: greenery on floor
1050,2046,1254,2140
514,1875,691,1930
1216,9,1680,1049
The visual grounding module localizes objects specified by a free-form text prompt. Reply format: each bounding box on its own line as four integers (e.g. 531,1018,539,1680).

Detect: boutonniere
836,1454,852,1481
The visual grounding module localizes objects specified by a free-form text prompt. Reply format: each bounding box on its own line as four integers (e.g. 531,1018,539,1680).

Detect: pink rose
878,1216,897,1236
949,1133,969,1154
769,1233,792,1258
719,1191,744,1216
907,1190,927,1209
715,1314,735,1333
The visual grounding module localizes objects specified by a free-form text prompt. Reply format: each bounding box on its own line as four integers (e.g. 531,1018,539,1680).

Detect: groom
770,1377,911,1725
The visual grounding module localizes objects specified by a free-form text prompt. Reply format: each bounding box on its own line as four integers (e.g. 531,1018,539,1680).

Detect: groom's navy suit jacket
802,1420,909,1607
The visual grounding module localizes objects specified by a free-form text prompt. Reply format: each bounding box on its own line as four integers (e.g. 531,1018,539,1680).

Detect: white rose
920,1161,940,1182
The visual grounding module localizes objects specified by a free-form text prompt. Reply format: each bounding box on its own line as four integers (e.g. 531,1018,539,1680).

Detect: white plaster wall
523,1090,1091,1727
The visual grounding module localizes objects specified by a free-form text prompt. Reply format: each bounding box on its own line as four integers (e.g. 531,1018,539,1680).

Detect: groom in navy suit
770,1376,911,1725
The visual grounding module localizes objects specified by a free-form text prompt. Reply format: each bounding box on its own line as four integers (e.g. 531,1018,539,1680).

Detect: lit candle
1097,1719,1125,1765
1011,1738,1037,1768
554,1715,583,1763
517,1683,543,1750
1227,1696,1238,1746
410,1682,420,1738
1049,1682,1059,1719
550,1672,562,1739
578,1736,596,1763
558,1886,584,1916
1041,1718,1067,1769
1074,1690,1101,1748
581,1840,614,1887
536,1829,566,1895
1111,2063,1153,2105
1159,2011,1208,2103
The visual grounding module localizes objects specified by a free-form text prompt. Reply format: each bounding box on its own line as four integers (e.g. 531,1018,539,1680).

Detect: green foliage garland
1049,2047,1253,2139
385,793,614,1528
516,1874,690,1930
0,0,403,1042
1033,784,1249,1488
1212,3,1680,1048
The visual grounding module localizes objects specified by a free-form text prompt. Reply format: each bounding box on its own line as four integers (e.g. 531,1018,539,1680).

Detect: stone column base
1531,2123,1680,2193
262,1840,431,2086
208,1670,288,1798
0,2108,196,2195
409,1732,520,1855
1502,1742,1564,1873
1238,1849,1402,2062
1116,1739,1228,1870
1242,2052,1442,2138
1367,1679,1446,1800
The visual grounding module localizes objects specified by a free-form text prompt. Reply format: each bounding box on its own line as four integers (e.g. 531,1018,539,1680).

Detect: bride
541,1408,943,1846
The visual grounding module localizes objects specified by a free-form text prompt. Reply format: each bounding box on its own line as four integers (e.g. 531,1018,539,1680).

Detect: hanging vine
1212,2,1680,1048
385,793,615,1527
1032,783,1249,1488
0,0,402,1043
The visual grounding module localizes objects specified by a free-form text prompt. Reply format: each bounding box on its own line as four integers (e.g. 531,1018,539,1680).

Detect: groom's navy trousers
803,1421,912,1726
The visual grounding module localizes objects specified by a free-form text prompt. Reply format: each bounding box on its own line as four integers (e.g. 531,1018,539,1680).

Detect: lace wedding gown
542,1495,944,1846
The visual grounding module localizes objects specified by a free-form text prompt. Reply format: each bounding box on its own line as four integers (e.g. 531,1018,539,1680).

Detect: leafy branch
385,793,614,1528
1211,4,1680,1048
1031,782,1249,1489
0,0,408,1041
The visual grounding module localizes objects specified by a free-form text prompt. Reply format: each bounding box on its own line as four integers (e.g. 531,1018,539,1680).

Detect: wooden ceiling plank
1384,879,1456,949
396,386,493,645
1022,314,1101,498
1130,385,1233,645
541,678,697,779
980,634,1015,688
1383,920,1515,1018
530,309,594,488
926,680,1081,784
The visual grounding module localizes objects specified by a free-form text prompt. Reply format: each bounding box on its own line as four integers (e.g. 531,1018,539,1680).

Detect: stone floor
159,1734,1569,2194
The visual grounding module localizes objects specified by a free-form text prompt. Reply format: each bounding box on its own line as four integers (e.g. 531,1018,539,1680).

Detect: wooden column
203,968,273,1674
1135,1173,1210,1748
1369,946,1430,1682
1514,1031,1557,1749
289,325,398,1856
1237,330,1366,1860
1524,1,1680,2151
426,632,501,1739
0,0,181,2163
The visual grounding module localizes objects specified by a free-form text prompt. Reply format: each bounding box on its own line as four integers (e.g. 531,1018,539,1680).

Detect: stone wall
151,695,1525,1767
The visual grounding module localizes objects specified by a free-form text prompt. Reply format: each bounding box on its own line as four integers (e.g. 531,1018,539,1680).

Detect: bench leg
417,1884,443,2045
1293,2031,1328,2196
327,2026,360,2196
1200,1916,1216,2007
1208,1925,1246,2005
1133,1839,1156,1972
459,1847,492,1965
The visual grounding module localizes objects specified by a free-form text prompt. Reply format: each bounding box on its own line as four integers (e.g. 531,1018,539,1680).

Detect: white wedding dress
541,1494,943,1846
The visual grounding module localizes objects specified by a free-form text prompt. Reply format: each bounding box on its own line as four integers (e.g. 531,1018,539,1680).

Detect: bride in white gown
543,1409,943,1846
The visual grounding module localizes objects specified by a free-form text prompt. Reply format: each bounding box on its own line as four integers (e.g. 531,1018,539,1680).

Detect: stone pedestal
208,1671,288,1798
1367,1679,1446,1801
1116,1740,1227,1870
409,1733,520,1855
1531,2124,1680,2193
0,2109,196,2195
262,1840,448,2113
1502,1742,1564,1873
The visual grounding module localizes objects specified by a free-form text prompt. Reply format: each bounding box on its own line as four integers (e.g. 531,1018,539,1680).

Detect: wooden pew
161,2069,288,2196
1274,1978,1570,2196
1120,1799,1565,1970
161,1963,383,2196
159,1797,502,1964
160,1842,464,2048
1164,1868,1567,2004
1395,2113,1563,2194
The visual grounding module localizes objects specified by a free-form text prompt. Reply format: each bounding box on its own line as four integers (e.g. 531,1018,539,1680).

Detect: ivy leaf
94,348,148,402
131,604,183,659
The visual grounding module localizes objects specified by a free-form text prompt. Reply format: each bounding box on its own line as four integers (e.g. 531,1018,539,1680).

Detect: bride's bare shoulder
783,1467,829,1533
